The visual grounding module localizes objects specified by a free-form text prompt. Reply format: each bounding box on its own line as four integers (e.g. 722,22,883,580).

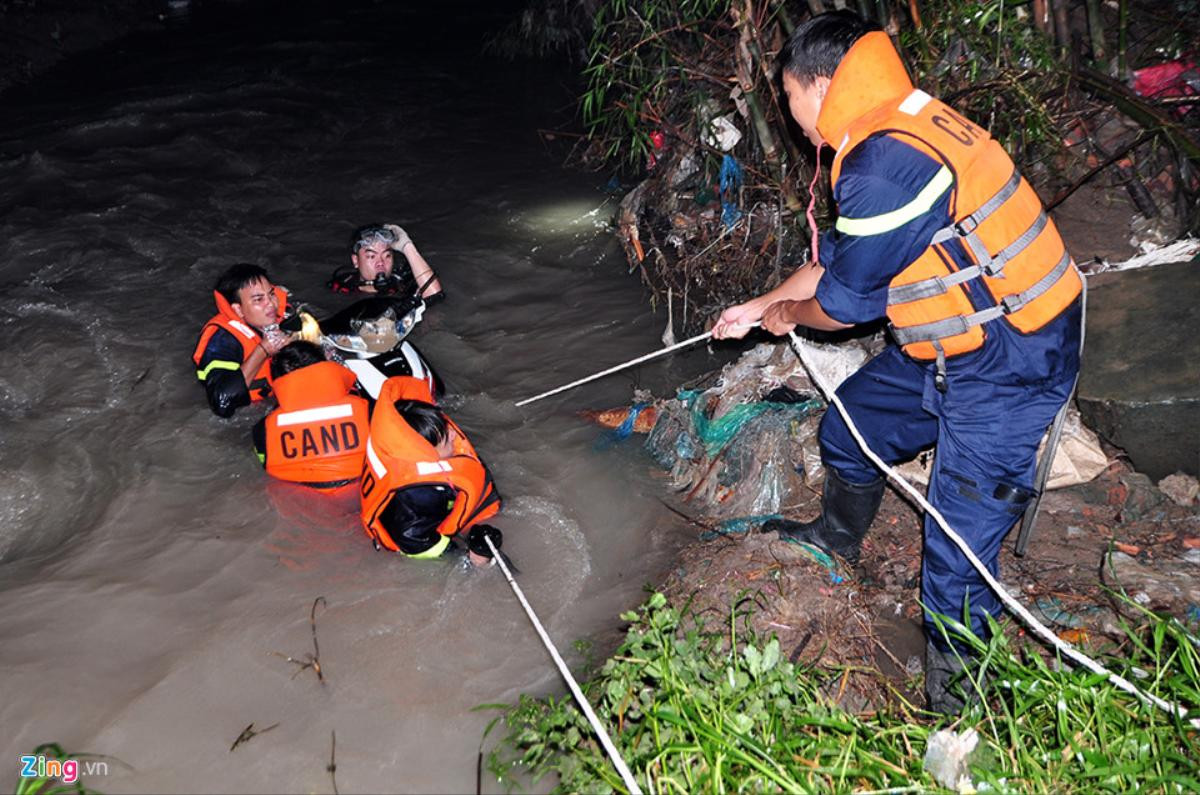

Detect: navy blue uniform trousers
819,345,1075,647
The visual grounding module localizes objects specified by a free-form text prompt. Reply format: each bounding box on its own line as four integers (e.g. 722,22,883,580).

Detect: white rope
483,536,644,794
515,323,760,407
786,330,1200,728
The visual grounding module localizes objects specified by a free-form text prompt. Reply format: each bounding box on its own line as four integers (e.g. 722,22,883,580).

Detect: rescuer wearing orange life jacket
712,11,1082,714
360,376,502,567
251,341,371,490
192,263,295,417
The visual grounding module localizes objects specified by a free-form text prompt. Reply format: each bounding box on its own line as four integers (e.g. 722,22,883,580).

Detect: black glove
466,524,502,559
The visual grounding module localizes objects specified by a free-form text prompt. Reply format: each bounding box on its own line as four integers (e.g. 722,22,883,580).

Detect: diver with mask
328,223,445,304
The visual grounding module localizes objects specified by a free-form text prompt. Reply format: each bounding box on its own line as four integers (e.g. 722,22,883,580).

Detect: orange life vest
191,286,290,402
818,32,1081,363
360,376,500,554
264,361,370,488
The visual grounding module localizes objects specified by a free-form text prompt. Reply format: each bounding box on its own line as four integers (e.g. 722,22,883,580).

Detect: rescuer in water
328,223,445,302
712,11,1083,713
193,263,296,417
252,341,371,490
360,376,503,568
315,223,446,400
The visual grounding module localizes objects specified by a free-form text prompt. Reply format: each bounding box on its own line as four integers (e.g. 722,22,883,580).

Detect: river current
0,3,720,791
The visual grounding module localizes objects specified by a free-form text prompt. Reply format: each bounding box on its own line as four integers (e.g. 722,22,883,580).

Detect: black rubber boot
925,640,987,715
761,469,885,564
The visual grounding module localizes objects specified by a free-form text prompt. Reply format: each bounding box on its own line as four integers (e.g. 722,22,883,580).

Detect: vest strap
929,167,1023,264
890,250,1073,347
945,167,1022,238
914,168,1045,298
887,262,981,305
987,210,1048,276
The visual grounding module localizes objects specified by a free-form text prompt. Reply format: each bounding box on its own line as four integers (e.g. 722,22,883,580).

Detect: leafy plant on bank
487,592,1200,793
898,0,1071,179
489,592,931,793
581,0,735,169
12,744,99,795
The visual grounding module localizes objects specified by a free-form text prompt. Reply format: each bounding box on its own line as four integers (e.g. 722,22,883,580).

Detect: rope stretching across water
483,535,644,794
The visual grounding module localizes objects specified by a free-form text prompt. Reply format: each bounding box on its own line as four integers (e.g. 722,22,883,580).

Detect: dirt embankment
619,202,1200,711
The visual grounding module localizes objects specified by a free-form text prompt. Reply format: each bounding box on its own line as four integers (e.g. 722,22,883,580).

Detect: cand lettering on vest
280,422,362,459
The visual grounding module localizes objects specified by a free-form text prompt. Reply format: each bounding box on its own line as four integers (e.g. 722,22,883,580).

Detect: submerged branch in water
271,596,329,685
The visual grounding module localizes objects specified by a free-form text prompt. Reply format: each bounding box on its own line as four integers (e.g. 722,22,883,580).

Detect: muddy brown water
0,4,729,791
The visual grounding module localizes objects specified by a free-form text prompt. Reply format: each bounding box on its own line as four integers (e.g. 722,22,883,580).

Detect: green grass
486,592,1200,793
13,744,99,795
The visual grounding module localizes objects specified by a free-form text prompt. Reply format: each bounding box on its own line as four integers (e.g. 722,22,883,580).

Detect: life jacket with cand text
820,32,1082,369
191,286,290,402
360,376,500,557
264,361,371,488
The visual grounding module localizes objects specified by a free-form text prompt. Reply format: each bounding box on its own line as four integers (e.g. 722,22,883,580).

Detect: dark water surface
0,4,720,790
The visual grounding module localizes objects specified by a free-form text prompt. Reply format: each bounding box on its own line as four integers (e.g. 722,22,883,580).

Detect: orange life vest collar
210,286,290,339
192,285,290,402
367,377,479,466
816,31,914,149
360,376,500,553
273,361,358,409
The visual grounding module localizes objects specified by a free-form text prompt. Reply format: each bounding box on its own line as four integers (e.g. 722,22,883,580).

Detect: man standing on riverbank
712,11,1083,713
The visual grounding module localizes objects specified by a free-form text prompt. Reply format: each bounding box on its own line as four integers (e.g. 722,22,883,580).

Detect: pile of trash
639,340,867,520
588,338,1115,524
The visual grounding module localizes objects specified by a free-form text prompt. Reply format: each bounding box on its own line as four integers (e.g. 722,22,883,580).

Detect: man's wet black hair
394,399,449,448
780,10,880,85
215,263,271,304
270,340,326,380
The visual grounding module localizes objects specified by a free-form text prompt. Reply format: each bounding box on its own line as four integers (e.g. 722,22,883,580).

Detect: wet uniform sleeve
378,484,455,556
252,418,267,467
196,327,251,418
815,135,953,325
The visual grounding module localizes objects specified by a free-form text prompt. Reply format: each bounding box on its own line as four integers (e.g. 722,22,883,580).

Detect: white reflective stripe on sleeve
897,89,933,116
835,166,953,237
275,403,355,427
366,438,387,479
228,319,257,340
416,461,452,475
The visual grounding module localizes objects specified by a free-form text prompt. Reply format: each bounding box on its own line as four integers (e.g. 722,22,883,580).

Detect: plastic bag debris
703,114,743,151
643,342,875,518
924,727,979,793
895,406,1109,491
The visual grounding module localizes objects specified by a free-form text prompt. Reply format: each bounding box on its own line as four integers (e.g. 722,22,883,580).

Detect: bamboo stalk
1084,0,1107,64
1117,0,1128,80
733,1,802,210
1051,0,1070,52
770,0,796,34
1032,0,1052,37
907,0,922,30
1045,131,1152,211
